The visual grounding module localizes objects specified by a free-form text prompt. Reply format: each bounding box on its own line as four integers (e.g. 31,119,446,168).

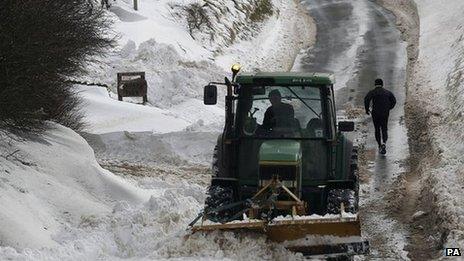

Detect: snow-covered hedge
0,1,114,133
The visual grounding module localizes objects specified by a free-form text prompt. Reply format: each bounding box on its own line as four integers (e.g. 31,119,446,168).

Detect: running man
364,78,396,154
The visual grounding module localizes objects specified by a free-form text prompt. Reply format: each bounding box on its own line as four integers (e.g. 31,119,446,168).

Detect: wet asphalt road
298,0,406,106
297,0,410,259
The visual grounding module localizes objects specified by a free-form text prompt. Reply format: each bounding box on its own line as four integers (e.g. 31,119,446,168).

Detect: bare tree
0,0,115,133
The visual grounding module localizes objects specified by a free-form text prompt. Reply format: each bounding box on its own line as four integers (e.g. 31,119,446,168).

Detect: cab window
238,86,326,139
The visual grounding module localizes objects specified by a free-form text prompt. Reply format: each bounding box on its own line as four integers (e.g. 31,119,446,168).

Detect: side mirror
338,121,355,132
204,85,217,105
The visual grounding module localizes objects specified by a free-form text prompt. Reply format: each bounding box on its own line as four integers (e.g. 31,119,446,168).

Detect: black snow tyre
327,189,358,214
212,145,220,177
349,147,360,211
204,184,235,223
212,142,228,178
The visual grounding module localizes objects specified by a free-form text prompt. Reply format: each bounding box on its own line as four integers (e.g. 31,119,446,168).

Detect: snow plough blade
190,215,369,257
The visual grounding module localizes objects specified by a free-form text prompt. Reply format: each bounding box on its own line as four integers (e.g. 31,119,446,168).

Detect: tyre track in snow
296,0,413,259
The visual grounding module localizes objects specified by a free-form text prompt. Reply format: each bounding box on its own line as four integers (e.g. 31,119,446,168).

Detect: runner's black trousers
372,114,389,147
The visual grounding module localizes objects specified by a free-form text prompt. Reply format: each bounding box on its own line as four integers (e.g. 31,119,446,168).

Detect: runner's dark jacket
364,87,396,118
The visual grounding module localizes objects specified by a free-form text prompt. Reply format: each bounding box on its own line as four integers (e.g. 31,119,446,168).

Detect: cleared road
297,0,410,259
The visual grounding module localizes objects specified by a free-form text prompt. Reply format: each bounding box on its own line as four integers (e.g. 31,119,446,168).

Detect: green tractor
190,65,369,257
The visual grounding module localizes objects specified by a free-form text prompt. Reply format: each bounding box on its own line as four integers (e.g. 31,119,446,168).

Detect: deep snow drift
0,125,301,260
0,125,152,250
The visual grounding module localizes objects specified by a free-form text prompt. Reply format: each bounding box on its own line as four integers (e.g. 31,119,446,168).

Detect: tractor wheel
327,147,360,214
204,184,235,223
212,143,227,177
350,146,359,181
350,147,360,210
212,145,220,177
326,189,358,214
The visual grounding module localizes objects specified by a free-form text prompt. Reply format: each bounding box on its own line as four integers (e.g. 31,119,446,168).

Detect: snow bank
0,126,303,260
216,0,316,72
408,0,464,251
0,124,150,250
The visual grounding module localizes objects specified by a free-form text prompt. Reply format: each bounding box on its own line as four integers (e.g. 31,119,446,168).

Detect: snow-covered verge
400,0,464,255
216,0,315,72
75,0,314,134
0,125,302,260
0,124,151,250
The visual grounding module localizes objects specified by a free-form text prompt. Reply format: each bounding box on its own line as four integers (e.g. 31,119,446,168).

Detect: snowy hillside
76,0,314,134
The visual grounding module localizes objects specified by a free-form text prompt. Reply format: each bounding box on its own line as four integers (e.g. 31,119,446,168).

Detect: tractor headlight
231,64,241,74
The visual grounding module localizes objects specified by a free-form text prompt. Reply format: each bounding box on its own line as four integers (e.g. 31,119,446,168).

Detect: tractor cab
203,68,356,214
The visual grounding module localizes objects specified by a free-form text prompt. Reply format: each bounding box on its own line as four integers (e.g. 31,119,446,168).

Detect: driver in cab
261,89,295,130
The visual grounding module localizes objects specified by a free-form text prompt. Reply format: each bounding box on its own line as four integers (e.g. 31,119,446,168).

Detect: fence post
134,0,138,10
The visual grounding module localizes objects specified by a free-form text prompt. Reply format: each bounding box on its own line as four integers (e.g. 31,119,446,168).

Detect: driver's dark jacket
262,103,294,130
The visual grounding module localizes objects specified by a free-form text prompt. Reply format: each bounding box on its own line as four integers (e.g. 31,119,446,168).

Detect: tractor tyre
350,147,360,211
350,146,359,181
212,143,228,177
212,145,220,177
204,184,235,223
327,147,360,214
326,189,358,214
